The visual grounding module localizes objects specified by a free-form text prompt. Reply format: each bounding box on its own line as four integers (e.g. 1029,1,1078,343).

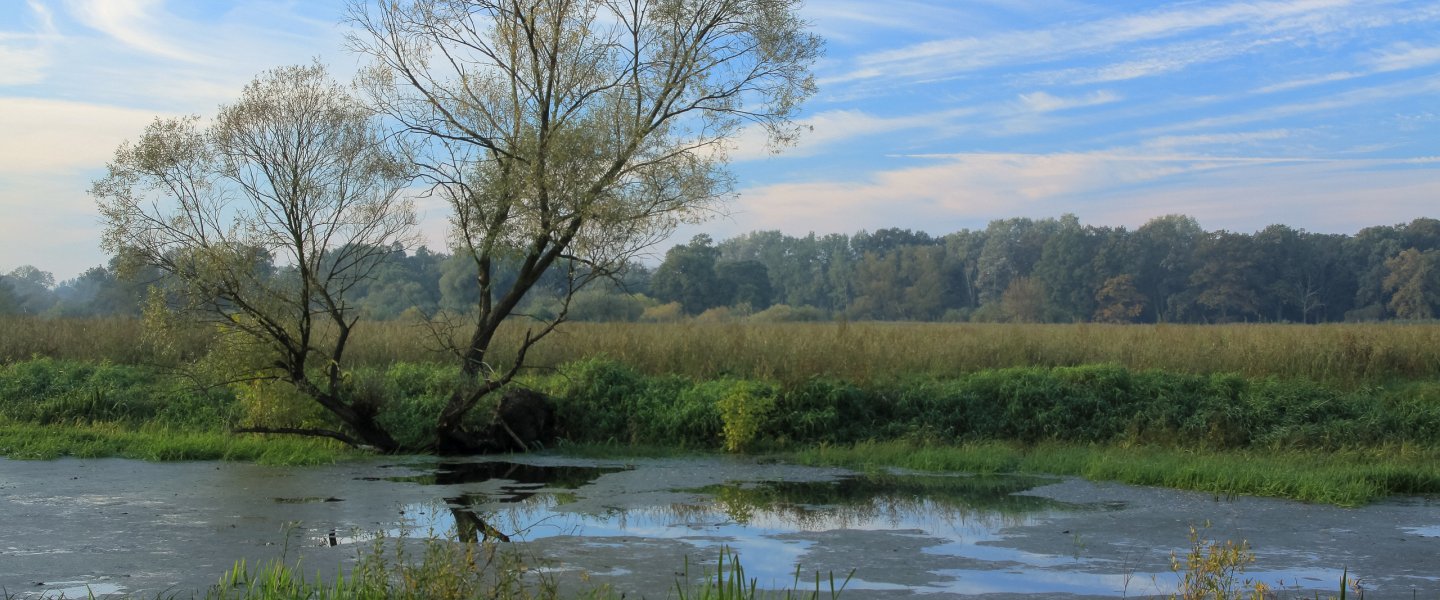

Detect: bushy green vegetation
545,358,1440,504
7,331,1440,503
0,358,352,464
0,357,236,428
548,358,1440,454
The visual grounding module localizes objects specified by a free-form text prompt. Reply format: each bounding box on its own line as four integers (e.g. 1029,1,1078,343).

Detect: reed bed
6,316,1439,386
521,321,1440,386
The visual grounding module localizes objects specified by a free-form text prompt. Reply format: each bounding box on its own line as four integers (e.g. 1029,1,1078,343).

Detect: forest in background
6,213,1440,325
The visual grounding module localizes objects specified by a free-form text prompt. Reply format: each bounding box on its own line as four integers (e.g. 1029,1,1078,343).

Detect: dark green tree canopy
651,234,723,314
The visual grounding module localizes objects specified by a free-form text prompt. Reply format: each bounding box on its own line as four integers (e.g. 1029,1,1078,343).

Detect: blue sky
3,0,1439,280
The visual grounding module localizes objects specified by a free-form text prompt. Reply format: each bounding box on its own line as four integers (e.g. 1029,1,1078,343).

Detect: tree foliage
1384,248,1440,320
651,234,722,314
90,63,416,450
1093,275,1146,323
346,0,821,451
24,213,1440,327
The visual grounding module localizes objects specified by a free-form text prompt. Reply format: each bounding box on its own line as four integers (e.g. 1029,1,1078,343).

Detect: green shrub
234,378,336,431
665,380,725,447
370,362,465,449
549,358,717,447
747,304,829,323
716,380,776,452
0,358,233,428
771,378,875,445
551,358,647,443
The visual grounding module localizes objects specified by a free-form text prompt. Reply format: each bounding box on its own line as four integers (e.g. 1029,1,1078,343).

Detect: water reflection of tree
690,473,1065,531
450,501,511,543
448,492,586,542
389,461,628,489
445,473,1070,540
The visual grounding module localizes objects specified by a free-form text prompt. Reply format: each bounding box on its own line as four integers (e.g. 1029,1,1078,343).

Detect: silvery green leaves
91,63,415,451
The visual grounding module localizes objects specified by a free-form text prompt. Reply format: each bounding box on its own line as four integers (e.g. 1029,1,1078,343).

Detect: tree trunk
293,377,402,453
435,399,477,455
435,387,557,455
347,413,400,453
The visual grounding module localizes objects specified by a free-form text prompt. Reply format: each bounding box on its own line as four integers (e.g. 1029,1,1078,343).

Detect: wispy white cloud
1017,90,1120,113
1369,43,1440,72
729,107,975,161
0,1,59,85
1157,73,1440,134
64,0,205,63
829,0,1373,86
1143,130,1295,152
0,39,50,86
801,0,982,40
5,0,1439,279
728,150,1440,239
29,1,352,112
1090,163,1440,234
1252,43,1440,95
1253,71,1363,94
1036,36,1281,85
0,2,354,278
0,98,164,276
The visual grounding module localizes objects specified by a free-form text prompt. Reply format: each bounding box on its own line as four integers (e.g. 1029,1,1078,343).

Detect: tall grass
203,540,844,600
0,315,212,365
6,316,1440,385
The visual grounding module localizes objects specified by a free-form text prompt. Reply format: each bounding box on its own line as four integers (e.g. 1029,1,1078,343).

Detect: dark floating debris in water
271,496,343,504
384,461,630,488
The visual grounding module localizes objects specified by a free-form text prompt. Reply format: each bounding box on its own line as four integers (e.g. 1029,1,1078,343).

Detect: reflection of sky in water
388,488,1162,594
34,581,125,599
1405,525,1440,538
330,471,1357,597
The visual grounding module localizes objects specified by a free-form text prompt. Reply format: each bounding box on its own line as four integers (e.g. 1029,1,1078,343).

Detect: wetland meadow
4,318,1440,598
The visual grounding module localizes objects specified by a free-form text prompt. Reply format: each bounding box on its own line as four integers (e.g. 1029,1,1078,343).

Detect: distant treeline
5,214,1440,323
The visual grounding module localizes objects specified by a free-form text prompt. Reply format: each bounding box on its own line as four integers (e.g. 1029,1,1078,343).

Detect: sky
2,0,1439,280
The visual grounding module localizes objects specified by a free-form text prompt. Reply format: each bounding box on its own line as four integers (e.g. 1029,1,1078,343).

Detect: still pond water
2,456,1438,598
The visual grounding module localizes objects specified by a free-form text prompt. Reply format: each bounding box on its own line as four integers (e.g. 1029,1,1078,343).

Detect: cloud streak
64,0,206,63
828,0,1372,85
1369,43,1440,72
728,150,1440,239
728,107,977,161
0,1,59,85
1017,90,1120,113
1160,73,1440,134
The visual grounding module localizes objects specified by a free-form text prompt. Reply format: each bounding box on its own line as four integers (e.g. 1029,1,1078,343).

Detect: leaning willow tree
348,0,821,452
92,64,417,451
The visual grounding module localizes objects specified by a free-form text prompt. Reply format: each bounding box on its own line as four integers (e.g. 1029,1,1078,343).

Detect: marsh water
2,456,1438,599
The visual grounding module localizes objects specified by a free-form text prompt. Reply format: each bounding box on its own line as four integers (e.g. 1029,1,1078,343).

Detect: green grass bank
3,356,1440,505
